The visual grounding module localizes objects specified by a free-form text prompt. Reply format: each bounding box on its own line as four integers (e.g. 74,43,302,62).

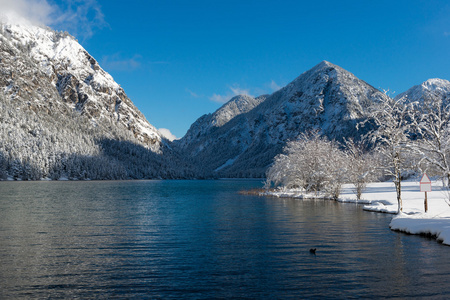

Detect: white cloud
101,53,142,71
158,128,177,142
0,0,57,25
0,0,107,41
186,88,200,98
53,0,107,42
269,80,282,92
209,85,253,104
208,80,287,104
210,93,231,103
230,86,251,96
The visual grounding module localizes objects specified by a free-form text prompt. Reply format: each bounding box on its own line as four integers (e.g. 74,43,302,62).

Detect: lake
0,180,449,299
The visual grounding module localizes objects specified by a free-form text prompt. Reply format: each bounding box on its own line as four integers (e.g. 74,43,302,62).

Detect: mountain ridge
2,19,450,180
174,60,390,177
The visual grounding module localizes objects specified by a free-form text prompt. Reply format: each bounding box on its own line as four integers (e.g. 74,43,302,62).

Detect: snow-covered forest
0,92,197,180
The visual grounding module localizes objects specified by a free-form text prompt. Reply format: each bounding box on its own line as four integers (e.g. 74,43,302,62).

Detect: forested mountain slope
174,61,390,178
0,20,195,180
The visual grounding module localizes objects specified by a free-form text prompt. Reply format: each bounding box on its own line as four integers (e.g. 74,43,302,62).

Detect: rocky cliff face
0,21,161,151
174,61,390,177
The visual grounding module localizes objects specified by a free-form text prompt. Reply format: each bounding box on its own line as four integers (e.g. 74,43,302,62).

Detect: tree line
0,92,196,181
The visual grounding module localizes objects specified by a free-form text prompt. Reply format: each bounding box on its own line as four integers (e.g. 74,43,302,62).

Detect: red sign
420,173,432,192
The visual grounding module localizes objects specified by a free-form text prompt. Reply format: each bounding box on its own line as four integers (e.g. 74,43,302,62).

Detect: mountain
174,61,389,178
4,17,447,181
0,20,194,180
177,94,267,150
395,78,450,103
1,21,161,150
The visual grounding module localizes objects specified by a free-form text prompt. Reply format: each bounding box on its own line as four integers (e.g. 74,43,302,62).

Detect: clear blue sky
12,0,450,138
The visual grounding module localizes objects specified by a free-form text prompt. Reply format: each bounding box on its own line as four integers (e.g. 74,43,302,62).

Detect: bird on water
309,248,316,254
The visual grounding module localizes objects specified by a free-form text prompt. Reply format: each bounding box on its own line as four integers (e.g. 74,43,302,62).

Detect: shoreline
260,181,450,246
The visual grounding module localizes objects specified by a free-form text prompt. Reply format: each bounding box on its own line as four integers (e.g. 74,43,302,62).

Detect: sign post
420,173,432,213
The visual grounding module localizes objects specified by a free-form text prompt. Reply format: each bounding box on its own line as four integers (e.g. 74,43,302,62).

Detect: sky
1,0,450,138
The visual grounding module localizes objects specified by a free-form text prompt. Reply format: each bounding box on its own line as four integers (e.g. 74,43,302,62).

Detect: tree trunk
447,173,450,188
395,172,402,213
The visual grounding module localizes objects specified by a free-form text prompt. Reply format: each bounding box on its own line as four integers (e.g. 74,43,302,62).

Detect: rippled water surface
0,180,449,299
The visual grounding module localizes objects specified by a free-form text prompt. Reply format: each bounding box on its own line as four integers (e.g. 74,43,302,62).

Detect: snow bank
390,213,450,245
363,202,398,214
266,179,450,246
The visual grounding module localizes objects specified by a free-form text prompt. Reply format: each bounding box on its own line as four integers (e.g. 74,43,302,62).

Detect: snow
267,179,450,246
390,213,450,245
214,156,239,172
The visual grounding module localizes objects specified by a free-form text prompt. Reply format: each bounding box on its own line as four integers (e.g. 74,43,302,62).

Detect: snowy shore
264,180,450,246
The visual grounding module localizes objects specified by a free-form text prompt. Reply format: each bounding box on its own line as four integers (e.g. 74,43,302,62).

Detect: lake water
0,180,449,299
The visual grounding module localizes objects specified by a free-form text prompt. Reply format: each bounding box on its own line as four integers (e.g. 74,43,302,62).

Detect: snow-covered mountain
395,78,450,103
0,19,197,180
3,16,449,181
175,61,389,177
177,94,267,150
1,20,161,151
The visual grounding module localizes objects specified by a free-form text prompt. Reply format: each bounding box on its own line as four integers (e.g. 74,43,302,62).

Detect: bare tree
265,131,348,199
409,92,450,185
344,139,376,201
359,93,416,213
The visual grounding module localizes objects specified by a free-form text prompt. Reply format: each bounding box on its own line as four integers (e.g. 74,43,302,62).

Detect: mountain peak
421,78,450,90
395,78,450,101
176,93,266,148
310,60,342,72
316,60,335,68
211,94,265,127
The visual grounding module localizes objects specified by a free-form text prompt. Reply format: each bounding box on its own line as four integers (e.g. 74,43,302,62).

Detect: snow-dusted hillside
395,78,450,103
0,21,161,151
177,94,266,150
175,61,389,177
0,19,198,180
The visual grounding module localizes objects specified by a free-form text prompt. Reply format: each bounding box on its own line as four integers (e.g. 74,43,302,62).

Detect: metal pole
424,191,428,213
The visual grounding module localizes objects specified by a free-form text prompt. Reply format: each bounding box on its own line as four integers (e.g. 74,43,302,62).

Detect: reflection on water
0,180,449,299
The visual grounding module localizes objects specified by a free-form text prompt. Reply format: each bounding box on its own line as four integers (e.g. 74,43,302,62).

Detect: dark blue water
0,180,449,299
